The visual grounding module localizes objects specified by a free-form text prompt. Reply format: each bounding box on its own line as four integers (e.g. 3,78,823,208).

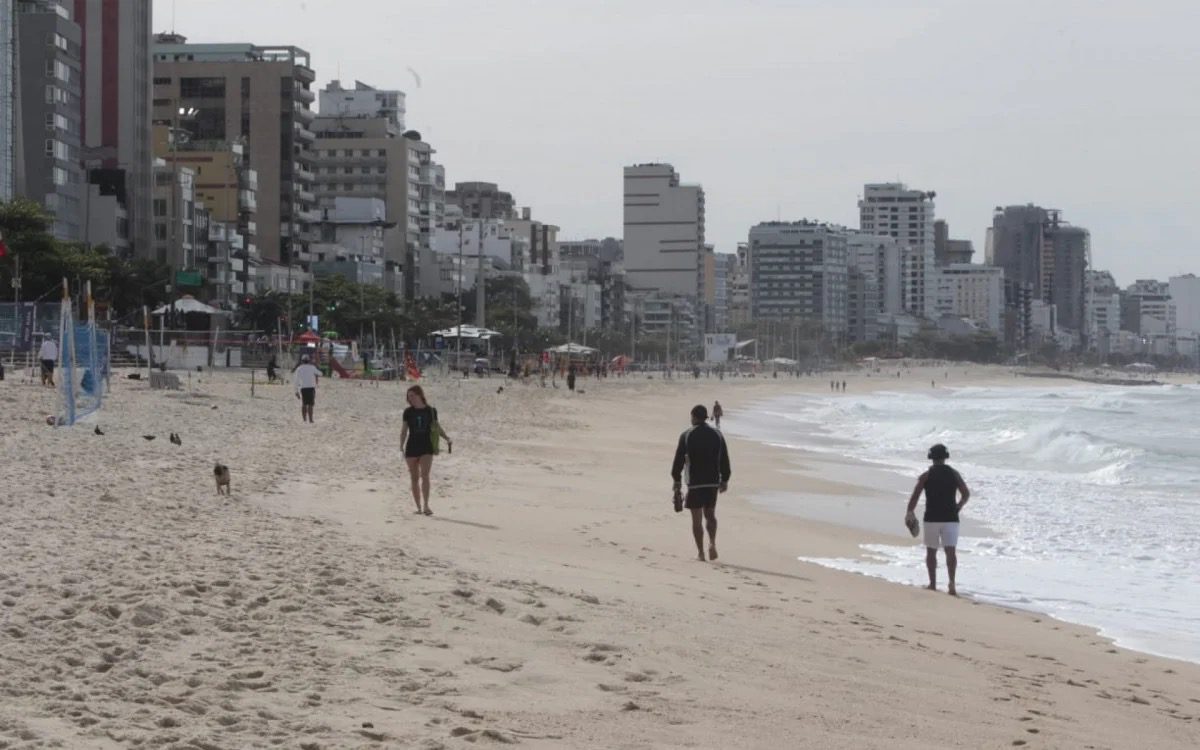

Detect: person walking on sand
712,400,724,429
293,354,321,423
671,404,732,562
400,385,452,516
906,443,970,595
38,336,58,387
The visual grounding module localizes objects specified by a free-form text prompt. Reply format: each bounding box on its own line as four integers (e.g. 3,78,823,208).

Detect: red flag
0,237,8,258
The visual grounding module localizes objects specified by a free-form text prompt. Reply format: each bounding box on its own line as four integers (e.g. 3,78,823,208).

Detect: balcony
293,86,315,104
294,167,315,183
294,124,316,143
297,189,316,204
292,103,315,123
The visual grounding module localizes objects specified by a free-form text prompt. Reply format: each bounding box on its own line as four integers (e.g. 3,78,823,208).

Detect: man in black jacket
671,404,732,561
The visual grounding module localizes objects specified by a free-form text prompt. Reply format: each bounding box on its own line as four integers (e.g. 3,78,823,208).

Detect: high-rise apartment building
988,205,1089,340
623,164,706,298
747,221,848,337
0,0,15,202
73,0,152,257
152,35,317,274
858,183,936,318
1168,274,1200,336
1086,270,1121,345
1043,216,1088,333
847,232,903,317
14,0,84,240
313,80,443,299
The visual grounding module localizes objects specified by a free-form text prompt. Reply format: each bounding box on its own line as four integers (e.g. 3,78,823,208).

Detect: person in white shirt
38,338,59,387
293,354,321,423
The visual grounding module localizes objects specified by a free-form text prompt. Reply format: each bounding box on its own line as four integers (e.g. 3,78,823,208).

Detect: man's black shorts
300,387,316,406
685,487,718,510
41,359,55,374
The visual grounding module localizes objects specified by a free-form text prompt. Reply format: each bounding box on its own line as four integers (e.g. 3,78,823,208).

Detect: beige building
152,35,317,276
313,79,444,299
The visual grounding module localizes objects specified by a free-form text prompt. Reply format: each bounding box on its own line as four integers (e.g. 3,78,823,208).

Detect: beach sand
1,364,1198,748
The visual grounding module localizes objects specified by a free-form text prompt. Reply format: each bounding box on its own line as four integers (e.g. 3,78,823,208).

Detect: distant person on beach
401,385,452,516
906,443,970,595
293,354,321,423
266,355,279,383
671,404,732,562
712,400,724,429
567,364,577,392
39,337,58,387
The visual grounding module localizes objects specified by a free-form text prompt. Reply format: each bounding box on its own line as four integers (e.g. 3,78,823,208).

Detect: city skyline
154,0,1200,286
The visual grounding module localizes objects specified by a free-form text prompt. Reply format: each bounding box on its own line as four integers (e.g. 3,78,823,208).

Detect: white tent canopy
545,342,597,355
152,295,224,316
429,325,503,340
767,357,798,365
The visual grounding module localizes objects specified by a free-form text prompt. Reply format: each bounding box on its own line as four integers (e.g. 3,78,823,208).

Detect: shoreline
720,373,1200,667
2,365,1198,747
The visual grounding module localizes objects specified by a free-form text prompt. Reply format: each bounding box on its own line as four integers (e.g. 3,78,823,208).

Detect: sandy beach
1,364,1198,749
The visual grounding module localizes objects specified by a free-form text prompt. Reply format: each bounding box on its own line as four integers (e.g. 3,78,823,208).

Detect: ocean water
735,384,1200,664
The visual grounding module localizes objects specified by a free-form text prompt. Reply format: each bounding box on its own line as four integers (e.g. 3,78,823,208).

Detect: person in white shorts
905,444,970,595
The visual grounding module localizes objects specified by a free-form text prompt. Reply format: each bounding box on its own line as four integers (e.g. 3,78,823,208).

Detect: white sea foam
733,384,1200,664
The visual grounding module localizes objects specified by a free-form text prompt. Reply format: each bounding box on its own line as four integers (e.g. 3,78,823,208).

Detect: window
153,199,167,217
52,166,68,185
155,224,168,241
377,149,386,157
153,76,172,85
180,77,226,98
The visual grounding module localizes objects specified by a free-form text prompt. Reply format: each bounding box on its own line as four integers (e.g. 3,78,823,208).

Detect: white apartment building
858,183,936,318
1168,274,1200,335
318,79,405,129
623,163,706,297
847,232,903,316
935,264,1003,331
1086,270,1121,346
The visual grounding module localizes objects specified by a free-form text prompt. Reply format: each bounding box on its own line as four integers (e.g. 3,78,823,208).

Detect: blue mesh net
58,308,108,426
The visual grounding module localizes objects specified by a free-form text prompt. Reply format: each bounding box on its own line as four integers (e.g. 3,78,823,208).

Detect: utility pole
475,219,485,327
456,220,464,369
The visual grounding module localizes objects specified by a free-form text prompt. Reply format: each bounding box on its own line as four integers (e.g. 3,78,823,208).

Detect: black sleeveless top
923,464,961,523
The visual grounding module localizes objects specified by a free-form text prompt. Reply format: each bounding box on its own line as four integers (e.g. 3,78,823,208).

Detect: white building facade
747,221,848,338
858,183,936,319
623,163,705,297
935,264,1003,331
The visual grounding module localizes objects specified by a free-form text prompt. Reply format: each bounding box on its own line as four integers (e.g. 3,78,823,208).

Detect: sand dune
0,366,1197,748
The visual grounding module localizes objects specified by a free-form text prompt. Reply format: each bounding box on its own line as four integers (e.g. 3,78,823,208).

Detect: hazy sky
154,0,1199,285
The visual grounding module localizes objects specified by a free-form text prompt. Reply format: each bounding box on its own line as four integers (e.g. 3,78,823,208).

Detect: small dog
214,463,231,495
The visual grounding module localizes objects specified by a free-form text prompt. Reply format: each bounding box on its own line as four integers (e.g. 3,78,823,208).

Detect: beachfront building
934,264,1004,331
153,128,259,303
858,183,936,319
14,0,85,241
623,163,710,347
0,0,13,202
152,34,318,281
987,204,1089,346
1122,279,1174,336
310,196,391,288
1168,274,1200,336
150,159,196,271
74,0,154,258
1085,270,1121,354
747,221,849,340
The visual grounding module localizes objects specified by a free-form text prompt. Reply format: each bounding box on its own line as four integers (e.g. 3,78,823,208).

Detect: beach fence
0,302,65,376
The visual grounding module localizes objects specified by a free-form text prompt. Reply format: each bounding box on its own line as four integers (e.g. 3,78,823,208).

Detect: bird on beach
169,433,182,446
497,386,504,394
142,435,155,441
94,426,104,436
